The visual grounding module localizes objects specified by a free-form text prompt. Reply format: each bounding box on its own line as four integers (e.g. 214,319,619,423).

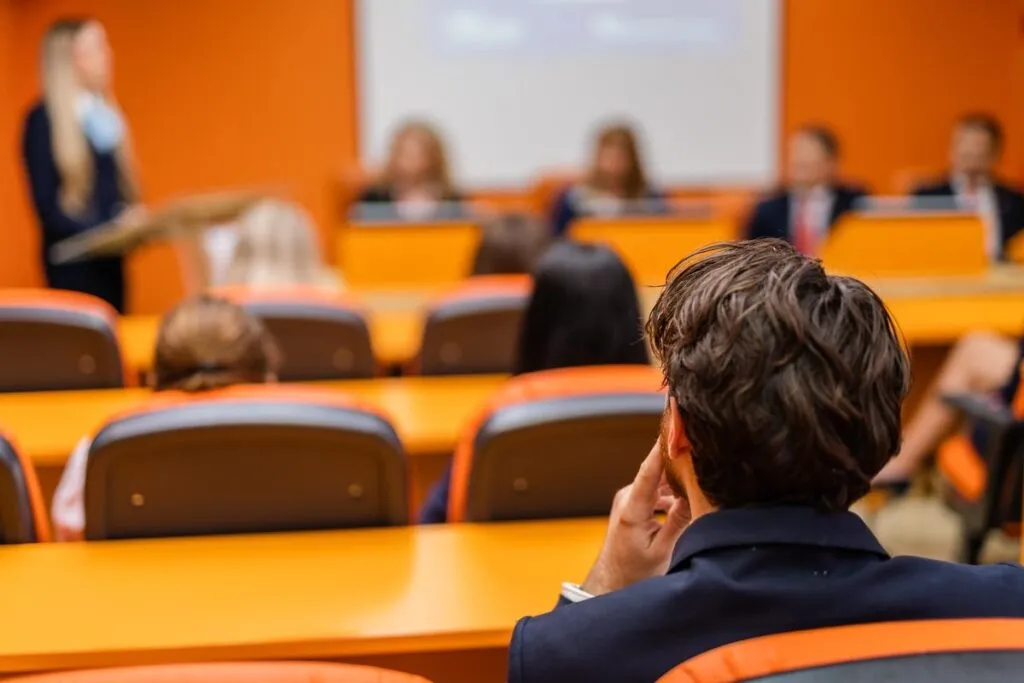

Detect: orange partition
569,216,733,286
821,212,988,278
336,221,480,287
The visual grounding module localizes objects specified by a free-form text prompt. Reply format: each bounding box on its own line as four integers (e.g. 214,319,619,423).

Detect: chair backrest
418,275,531,376
83,385,407,540
7,662,431,683
216,286,375,380
0,289,127,391
0,431,49,544
658,619,1024,683
449,365,664,522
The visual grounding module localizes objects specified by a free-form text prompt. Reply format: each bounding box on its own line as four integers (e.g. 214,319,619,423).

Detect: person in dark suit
22,19,141,313
745,126,865,255
914,114,1024,261
508,240,1024,683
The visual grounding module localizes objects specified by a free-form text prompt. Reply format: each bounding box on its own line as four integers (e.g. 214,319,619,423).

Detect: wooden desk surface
0,518,604,673
0,375,504,467
119,272,1024,372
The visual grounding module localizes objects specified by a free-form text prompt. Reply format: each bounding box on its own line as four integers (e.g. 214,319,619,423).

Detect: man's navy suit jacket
508,506,1024,683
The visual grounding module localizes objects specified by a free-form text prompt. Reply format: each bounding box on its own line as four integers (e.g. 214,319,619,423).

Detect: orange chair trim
937,433,987,503
429,275,532,310
6,661,432,682
0,430,50,542
658,619,1024,683
101,383,397,431
447,365,664,522
0,288,133,387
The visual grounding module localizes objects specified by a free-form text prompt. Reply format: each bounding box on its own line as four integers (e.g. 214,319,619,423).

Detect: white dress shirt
789,185,835,246
951,174,999,261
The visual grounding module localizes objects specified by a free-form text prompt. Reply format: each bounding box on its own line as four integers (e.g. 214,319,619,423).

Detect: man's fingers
654,496,691,548
630,439,666,505
654,495,676,513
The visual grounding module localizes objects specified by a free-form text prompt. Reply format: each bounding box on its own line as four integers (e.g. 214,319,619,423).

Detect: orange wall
1,0,1022,311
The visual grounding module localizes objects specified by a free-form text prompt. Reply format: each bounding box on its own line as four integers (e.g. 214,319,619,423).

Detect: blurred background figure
914,115,1024,261
876,331,1023,485
220,199,341,291
550,122,666,237
356,119,464,221
469,213,551,277
51,294,281,540
745,125,864,255
419,241,649,524
22,18,142,313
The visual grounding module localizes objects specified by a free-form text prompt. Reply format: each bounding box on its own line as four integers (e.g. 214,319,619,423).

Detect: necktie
793,198,815,256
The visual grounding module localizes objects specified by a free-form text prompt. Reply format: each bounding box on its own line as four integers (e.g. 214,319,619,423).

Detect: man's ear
665,396,691,460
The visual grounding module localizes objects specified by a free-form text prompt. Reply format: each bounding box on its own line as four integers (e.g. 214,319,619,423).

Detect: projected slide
358,0,779,186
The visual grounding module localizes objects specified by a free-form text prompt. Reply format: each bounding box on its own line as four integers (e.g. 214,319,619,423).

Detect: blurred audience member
420,242,649,523
876,332,1023,485
222,200,341,290
23,19,142,313
508,240,1024,683
551,123,666,237
51,295,280,541
470,213,551,277
914,114,1024,261
357,120,463,220
746,126,864,255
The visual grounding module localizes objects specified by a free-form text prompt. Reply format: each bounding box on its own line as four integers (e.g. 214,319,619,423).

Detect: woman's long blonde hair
224,200,340,290
41,19,139,215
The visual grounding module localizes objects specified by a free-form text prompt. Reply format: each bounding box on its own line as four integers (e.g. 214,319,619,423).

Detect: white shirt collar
951,173,993,195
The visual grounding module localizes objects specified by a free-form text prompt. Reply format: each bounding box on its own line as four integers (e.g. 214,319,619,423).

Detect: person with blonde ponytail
22,19,142,312
51,294,280,540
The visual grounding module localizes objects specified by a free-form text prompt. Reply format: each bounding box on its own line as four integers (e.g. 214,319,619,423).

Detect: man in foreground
508,239,1024,683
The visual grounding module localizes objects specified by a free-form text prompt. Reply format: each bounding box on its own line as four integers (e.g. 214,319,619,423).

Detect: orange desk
0,375,505,516
0,518,605,682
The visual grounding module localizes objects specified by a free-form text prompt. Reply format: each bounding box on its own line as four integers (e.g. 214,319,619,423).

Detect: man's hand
580,441,691,597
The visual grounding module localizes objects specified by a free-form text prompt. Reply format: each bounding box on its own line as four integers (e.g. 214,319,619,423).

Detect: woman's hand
118,204,149,226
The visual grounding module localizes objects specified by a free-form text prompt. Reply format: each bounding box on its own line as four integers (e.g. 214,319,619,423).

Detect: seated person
551,122,666,237
914,114,1024,261
746,125,865,255
875,331,1023,484
356,120,463,221
470,213,551,277
420,242,649,523
51,295,280,541
508,239,1024,683
222,199,342,291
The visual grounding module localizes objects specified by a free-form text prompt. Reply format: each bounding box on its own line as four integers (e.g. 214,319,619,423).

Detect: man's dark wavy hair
646,239,910,511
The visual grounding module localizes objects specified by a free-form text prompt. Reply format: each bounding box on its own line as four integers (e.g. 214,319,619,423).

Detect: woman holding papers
22,19,142,313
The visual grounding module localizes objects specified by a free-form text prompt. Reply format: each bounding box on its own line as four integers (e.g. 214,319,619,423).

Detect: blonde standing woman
22,18,142,313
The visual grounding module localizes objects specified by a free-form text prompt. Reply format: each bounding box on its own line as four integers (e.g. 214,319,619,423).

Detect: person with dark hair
420,242,649,523
745,126,866,254
508,240,1024,683
551,122,666,237
514,241,648,374
914,114,1024,260
469,213,550,277
51,295,280,540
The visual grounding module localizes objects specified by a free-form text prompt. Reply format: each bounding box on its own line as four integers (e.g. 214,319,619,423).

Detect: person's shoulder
886,556,1024,607
993,179,1024,202
753,189,789,211
23,101,49,133
835,183,867,200
509,577,697,683
911,178,952,196
357,185,392,203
